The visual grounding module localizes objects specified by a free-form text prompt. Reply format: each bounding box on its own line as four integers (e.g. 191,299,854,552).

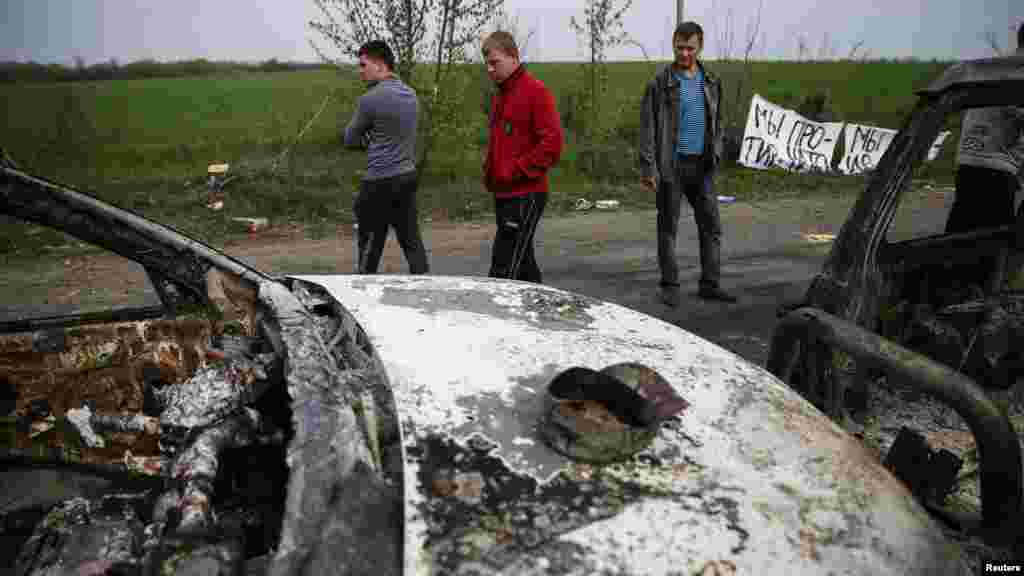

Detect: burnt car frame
768,54,1024,548
1,153,972,574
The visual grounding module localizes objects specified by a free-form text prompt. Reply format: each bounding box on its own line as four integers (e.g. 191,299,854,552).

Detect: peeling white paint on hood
290,274,968,576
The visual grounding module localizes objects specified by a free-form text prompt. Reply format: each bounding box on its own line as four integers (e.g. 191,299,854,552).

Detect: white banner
838,124,952,174
837,124,898,175
740,94,843,173
741,94,952,175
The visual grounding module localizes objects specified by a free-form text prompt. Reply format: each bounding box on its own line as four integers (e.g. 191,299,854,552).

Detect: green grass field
0,59,959,257
2,60,952,178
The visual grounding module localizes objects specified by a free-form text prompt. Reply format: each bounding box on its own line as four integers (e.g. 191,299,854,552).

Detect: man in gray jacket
344,40,429,274
639,21,734,306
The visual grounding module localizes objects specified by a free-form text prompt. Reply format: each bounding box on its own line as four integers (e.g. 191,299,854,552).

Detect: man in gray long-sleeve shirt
344,40,428,274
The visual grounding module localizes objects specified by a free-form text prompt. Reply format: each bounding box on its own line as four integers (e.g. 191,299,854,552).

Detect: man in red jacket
482,31,563,283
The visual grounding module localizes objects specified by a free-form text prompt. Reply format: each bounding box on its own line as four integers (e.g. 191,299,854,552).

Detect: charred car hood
291,274,966,575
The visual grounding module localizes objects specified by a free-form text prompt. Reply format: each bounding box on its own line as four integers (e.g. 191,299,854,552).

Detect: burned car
0,160,971,574
769,54,1024,557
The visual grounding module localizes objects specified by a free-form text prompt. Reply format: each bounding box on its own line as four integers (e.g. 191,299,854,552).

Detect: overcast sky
2,1,1021,66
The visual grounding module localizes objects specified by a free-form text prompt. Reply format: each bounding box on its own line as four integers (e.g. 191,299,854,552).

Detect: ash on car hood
292,274,966,576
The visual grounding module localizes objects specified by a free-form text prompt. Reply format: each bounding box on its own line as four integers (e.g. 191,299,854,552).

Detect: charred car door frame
0,165,271,333
769,73,1024,543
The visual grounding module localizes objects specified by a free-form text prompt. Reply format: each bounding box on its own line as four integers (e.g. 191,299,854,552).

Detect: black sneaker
698,285,738,303
658,286,682,308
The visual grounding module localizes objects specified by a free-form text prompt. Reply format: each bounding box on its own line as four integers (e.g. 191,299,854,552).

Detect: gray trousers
656,156,722,289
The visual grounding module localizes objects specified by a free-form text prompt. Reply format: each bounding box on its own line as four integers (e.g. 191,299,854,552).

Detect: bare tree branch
817,31,836,61
846,39,866,61
309,0,503,178
741,0,763,61
983,30,1003,56
796,34,809,61
568,0,635,145
624,38,650,61
490,10,539,61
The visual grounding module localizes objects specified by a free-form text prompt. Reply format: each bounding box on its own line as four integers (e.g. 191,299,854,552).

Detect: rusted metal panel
768,306,1022,540
0,318,214,469
294,274,969,575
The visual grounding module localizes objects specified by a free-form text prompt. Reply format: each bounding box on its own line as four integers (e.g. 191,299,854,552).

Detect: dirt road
5,189,955,367
235,190,951,366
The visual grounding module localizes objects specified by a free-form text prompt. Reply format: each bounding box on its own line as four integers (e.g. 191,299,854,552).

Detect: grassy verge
1,152,882,262
1,60,958,261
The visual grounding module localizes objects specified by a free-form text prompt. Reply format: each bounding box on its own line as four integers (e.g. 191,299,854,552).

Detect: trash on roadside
717,195,736,204
206,163,231,210
802,233,836,243
231,217,269,234
574,198,594,211
595,199,620,210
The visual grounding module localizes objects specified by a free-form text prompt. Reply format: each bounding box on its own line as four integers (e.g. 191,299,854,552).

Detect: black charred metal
805,86,1023,325
0,165,271,317
0,305,166,335
0,146,19,170
27,399,50,420
884,427,933,496
929,449,965,503
769,61,1024,554
768,307,1022,539
884,427,964,505
0,450,148,482
0,377,16,416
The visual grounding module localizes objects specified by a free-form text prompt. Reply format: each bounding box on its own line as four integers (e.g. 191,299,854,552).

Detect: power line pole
676,0,684,25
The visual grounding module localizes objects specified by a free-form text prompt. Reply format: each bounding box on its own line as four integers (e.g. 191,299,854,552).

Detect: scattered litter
595,199,619,210
803,233,836,243
574,198,594,211
206,163,231,210
717,195,736,204
231,217,269,234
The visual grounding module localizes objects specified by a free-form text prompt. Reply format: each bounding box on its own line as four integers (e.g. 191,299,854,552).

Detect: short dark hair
1018,22,1023,49
673,21,704,46
357,40,395,71
482,31,519,60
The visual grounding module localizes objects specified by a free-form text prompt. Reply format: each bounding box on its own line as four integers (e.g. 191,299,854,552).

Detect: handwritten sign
741,95,952,175
838,124,952,174
740,94,843,173
837,124,899,175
